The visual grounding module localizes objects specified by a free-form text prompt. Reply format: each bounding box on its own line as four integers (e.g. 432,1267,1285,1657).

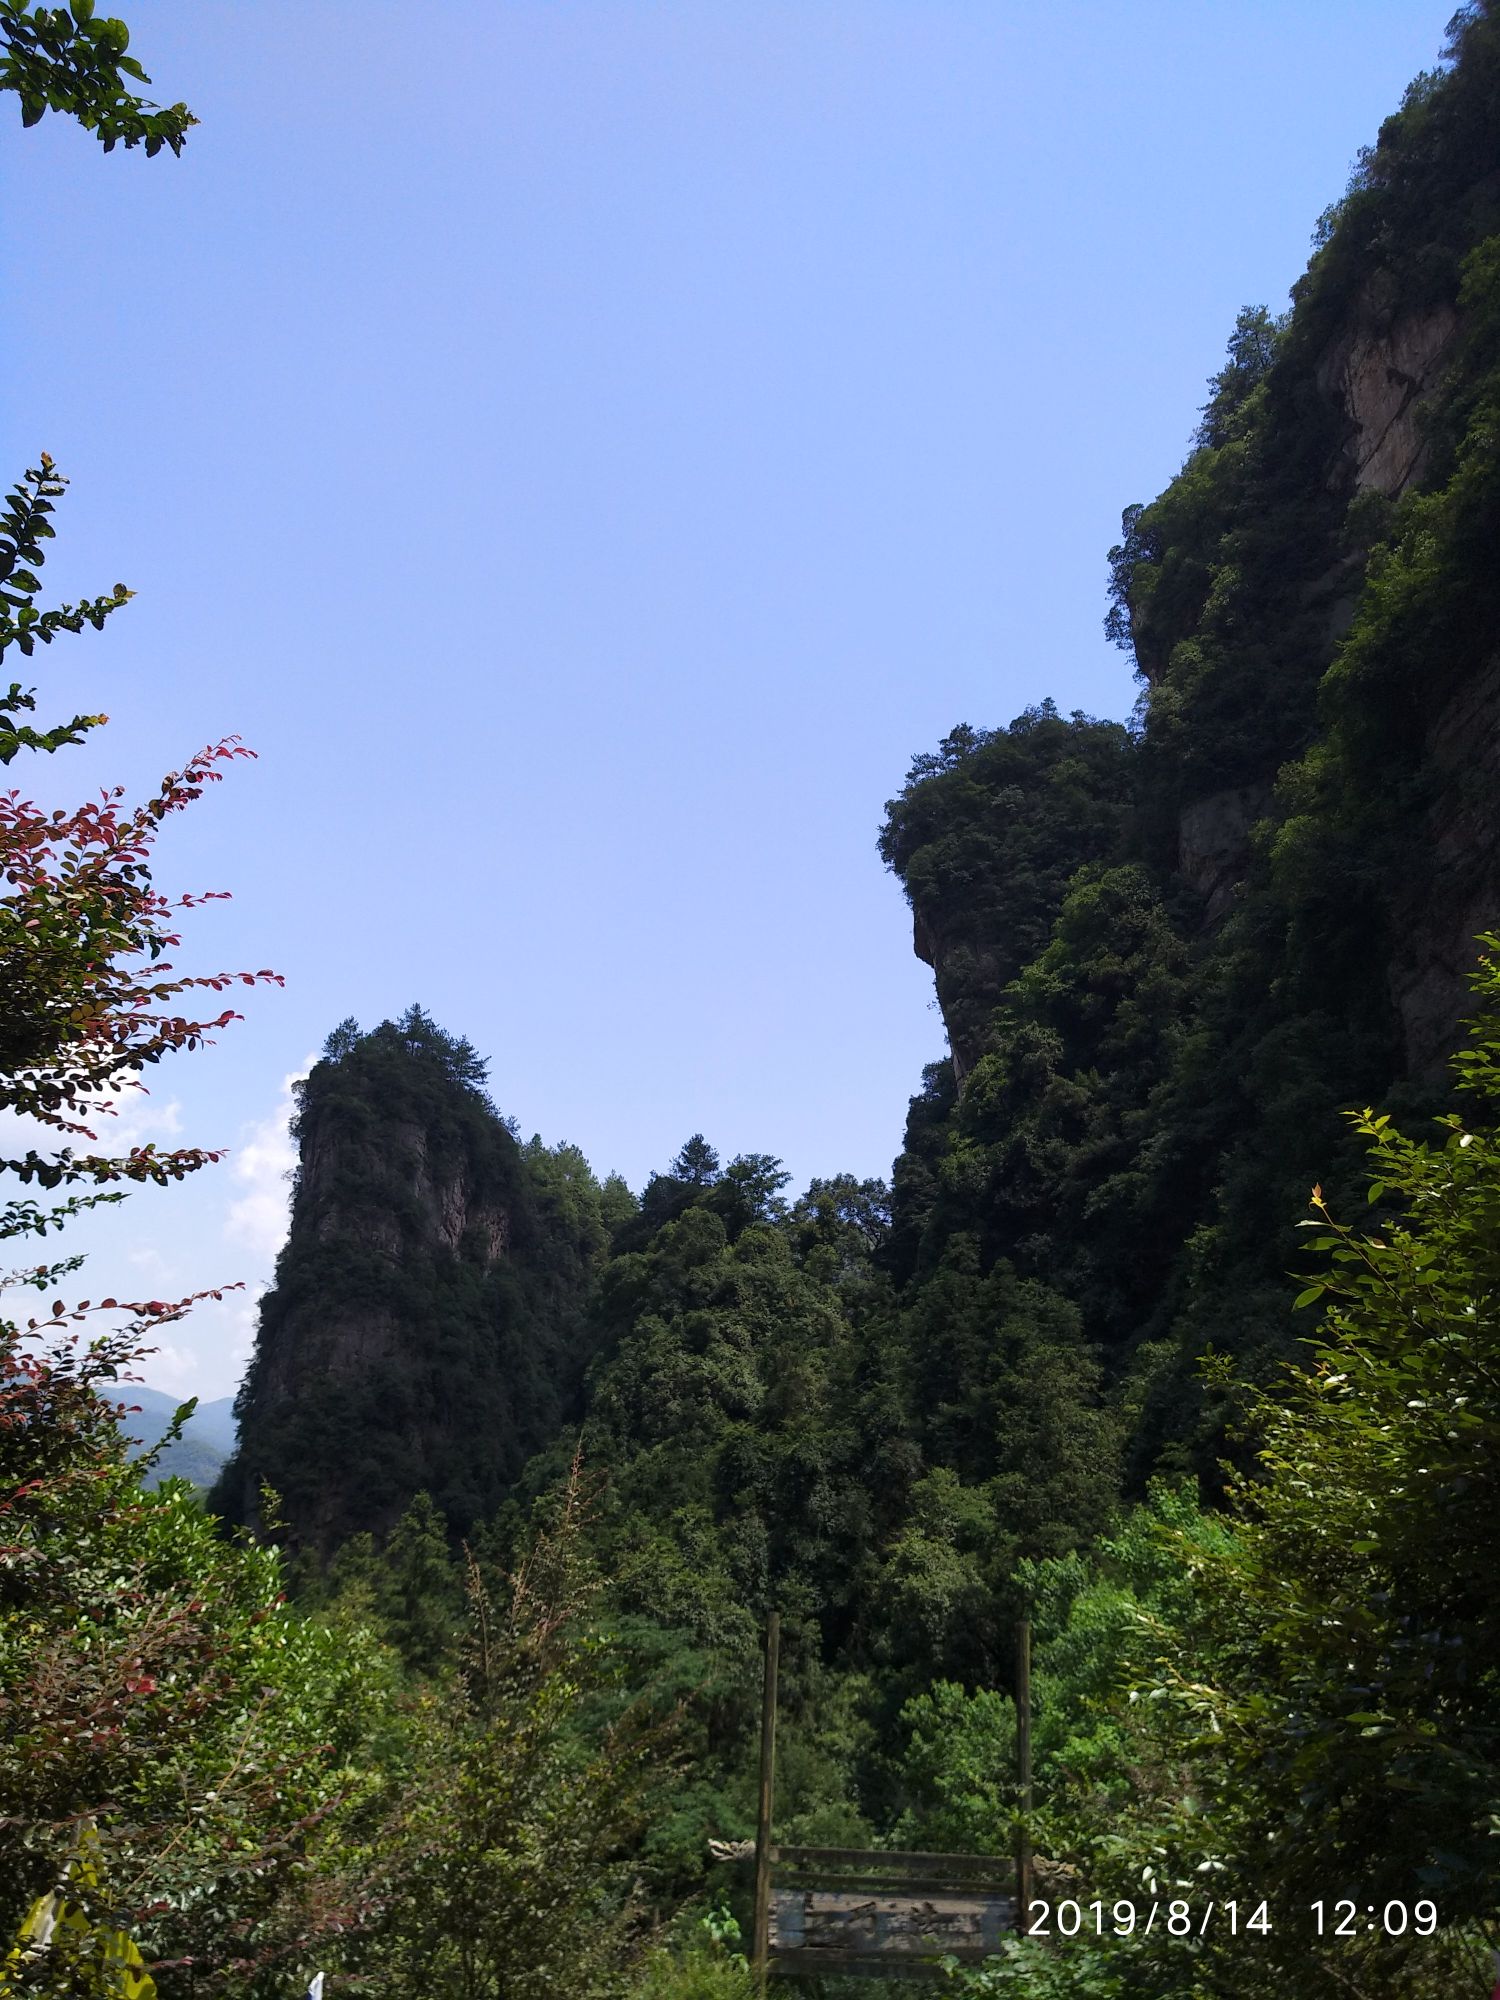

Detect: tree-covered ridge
221,944,1500,1997
215,1009,626,1552
877,704,1136,1083
1111,2,1500,811
881,0,1500,1480
228,1008,1131,1899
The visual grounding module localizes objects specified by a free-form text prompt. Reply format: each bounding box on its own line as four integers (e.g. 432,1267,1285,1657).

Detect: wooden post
1015,1614,1033,1935
752,1609,780,1993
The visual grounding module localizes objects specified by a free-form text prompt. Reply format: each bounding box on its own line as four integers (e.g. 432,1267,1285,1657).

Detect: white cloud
126,1245,175,1280
224,1063,312,1262
229,1287,263,1360
0,1074,183,1162
1,1061,315,1403
106,1086,184,1146
137,1340,198,1398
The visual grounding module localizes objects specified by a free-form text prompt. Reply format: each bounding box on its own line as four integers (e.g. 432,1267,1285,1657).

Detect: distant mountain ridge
117,1385,238,1491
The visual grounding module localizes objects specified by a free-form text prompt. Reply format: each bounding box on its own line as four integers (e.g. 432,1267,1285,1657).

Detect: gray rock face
1313,287,1499,1080
1317,290,1459,499
1171,291,1464,941
260,1114,516,1412
912,905,1000,1088
214,1028,601,1556
1177,786,1271,926
1390,650,1500,1081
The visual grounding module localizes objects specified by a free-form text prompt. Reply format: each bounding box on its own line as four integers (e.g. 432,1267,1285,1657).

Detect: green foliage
903,866,1193,1337
868,1255,1121,1691
1141,941,1500,1922
3,1325,697,2000
879,704,1137,1081
386,1003,496,1106
629,1910,753,2000
373,1465,673,2000
1191,305,1280,451
610,1143,794,1257
0,0,193,153
0,461,278,1250
0,1324,398,1994
370,1491,464,1675
628,1927,753,2000
0,458,122,756
894,1484,1211,1859
787,1175,890,1286
1288,2,1500,351
910,966,1500,1997
938,1930,1214,2000
671,1135,720,1187
583,1191,872,1644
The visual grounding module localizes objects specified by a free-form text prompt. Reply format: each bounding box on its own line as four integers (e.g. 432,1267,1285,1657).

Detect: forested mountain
232,0,1500,1584
119,1385,237,1491
206,12,1500,1989
214,1009,629,1551
13,6,1500,1997
880,16,1500,1482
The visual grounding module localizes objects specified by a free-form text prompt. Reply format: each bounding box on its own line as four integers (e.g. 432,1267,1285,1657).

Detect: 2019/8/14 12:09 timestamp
1024,1900,1440,1938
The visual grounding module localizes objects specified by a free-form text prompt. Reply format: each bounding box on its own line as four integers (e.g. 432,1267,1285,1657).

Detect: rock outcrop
215,1016,604,1554
1391,651,1500,1079
904,200,1495,1109
912,904,1001,1088
1318,287,1459,499
1177,786,1270,926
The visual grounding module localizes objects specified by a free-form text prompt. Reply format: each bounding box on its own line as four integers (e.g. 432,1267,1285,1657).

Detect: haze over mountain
118,1385,238,1491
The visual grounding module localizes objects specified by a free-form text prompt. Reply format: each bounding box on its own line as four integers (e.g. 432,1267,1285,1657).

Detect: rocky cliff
902,53,1500,1087
214,1010,609,1554
879,13,1500,1459
1320,285,1460,499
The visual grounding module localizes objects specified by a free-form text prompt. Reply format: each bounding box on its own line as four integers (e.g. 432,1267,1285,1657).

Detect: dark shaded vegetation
884,0,1500,1491
215,1010,619,1551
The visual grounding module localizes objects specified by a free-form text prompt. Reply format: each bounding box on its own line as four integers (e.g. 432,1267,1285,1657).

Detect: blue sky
2,0,1457,1397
